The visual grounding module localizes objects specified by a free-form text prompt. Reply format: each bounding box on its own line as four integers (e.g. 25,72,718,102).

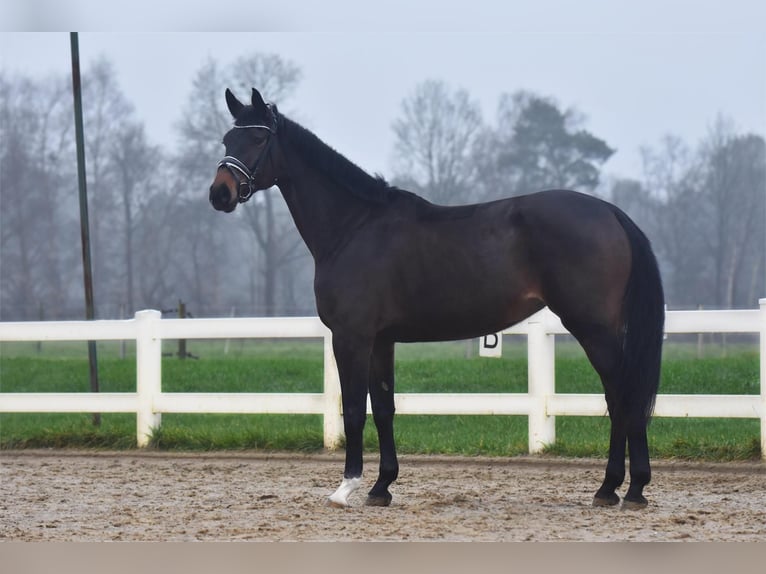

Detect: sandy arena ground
1,450,764,541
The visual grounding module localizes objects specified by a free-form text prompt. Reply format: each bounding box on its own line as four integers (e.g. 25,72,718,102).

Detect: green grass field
0,338,760,460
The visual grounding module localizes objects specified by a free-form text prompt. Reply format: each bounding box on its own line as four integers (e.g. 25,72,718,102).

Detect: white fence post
135,309,162,447
760,298,766,461
323,329,343,449
527,309,556,452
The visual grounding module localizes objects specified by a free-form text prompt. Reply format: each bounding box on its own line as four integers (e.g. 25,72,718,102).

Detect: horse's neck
276,156,374,262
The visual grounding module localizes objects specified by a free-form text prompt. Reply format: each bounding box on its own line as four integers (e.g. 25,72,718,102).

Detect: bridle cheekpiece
217,103,278,203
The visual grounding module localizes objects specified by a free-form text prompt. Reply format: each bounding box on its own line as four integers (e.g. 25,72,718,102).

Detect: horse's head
209,88,280,213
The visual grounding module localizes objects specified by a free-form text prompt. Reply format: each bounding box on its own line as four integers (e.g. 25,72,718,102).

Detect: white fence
1,300,765,459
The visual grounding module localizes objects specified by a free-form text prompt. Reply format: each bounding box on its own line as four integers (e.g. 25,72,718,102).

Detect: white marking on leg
328,476,362,507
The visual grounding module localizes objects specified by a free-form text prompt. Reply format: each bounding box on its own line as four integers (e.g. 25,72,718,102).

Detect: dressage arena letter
479,332,503,358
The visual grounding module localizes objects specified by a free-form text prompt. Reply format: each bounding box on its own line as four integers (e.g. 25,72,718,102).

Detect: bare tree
175,58,233,196
82,58,135,311
391,79,483,205
133,199,177,308
640,135,710,306
145,198,238,314
698,120,765,307
607,177,658,237
229,53,305,314
176,53,308,316
0,72,79,319
639,124,766,308
229,53,302,104
109,122,159,314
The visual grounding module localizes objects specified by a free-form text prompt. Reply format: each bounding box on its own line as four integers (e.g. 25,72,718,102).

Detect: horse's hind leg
366,339,398,507
573,324,652,509
563,321,627,507
593,416,626,507
623,424,651,510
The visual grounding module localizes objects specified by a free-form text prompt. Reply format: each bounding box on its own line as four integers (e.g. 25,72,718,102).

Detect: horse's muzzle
209,183,237,213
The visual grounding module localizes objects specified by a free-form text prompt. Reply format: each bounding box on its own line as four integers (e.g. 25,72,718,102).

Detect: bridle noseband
217,104,278,203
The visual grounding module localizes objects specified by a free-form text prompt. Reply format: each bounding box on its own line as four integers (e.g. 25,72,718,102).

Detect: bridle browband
217,104,278,203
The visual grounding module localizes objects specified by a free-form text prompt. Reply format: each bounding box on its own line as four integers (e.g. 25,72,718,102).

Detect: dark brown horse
209,88,665,510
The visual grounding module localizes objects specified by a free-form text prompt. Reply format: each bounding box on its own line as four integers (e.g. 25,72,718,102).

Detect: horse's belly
385,294,545,343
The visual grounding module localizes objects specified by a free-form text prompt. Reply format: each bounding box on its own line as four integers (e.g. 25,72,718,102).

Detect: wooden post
223,306,236,355
177,299,186,359
36,303,44,354
120,304,127,360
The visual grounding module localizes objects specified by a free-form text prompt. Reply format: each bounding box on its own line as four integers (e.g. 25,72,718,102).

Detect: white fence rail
1,300,764,459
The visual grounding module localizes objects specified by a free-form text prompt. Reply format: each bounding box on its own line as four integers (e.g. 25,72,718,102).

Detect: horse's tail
610,206,665,430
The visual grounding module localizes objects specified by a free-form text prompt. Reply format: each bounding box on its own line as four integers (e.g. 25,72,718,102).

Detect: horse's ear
225,88,244,118
251,88,267,111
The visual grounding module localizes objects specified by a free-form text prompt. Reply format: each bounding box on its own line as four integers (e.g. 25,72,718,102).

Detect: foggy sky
2,1,765,183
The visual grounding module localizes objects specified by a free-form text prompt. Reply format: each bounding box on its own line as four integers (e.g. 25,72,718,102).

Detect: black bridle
217,104,278,203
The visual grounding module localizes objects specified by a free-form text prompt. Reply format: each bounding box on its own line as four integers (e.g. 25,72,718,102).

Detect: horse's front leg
327,335,372,508
366,339,398,506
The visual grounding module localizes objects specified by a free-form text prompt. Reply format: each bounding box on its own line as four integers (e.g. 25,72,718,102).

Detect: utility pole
70,32,100,426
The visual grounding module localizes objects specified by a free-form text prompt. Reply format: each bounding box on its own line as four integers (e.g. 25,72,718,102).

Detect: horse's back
317,188,633,341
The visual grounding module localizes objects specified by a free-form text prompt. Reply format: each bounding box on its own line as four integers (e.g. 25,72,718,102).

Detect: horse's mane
280,114,398,204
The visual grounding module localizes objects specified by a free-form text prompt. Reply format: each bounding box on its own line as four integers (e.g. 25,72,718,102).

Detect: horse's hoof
327,476,361,508
621,496,648,511
326,498,349,509
365,493,392,507
592,492,620,507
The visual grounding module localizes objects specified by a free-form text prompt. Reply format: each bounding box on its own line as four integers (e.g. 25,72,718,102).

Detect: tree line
390,81,765,311
1,53,763,321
